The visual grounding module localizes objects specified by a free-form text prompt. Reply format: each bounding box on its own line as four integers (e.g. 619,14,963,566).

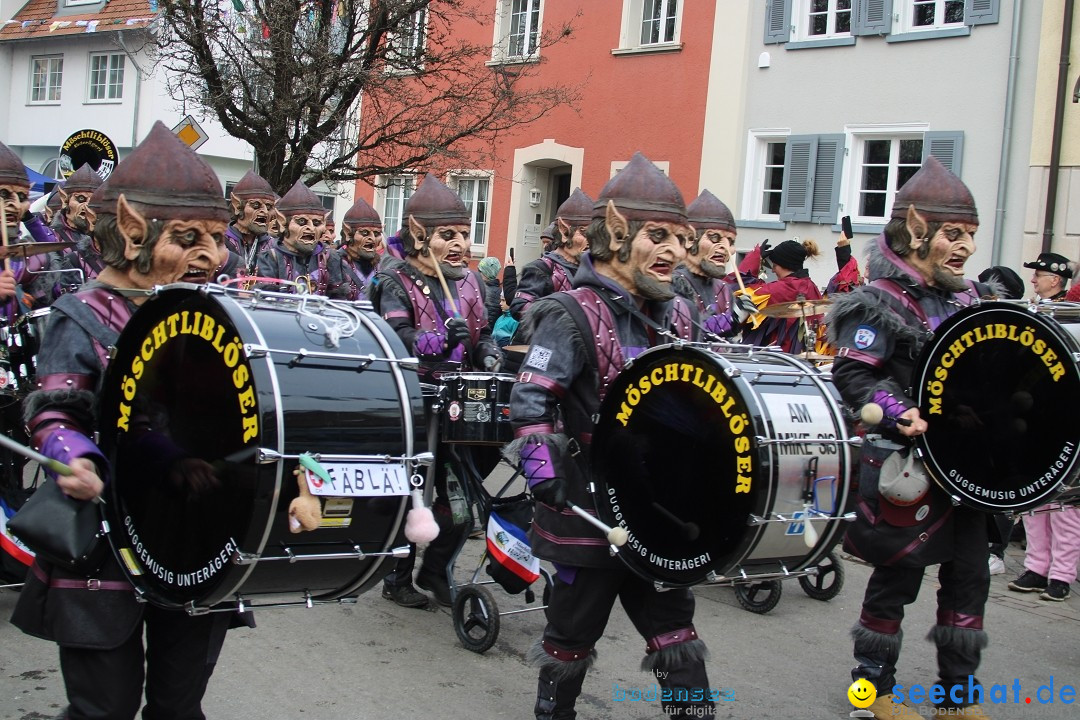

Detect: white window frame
740,130,791,223
898,0,967,34
29,55,64,104
448,171,493,249
387,8,427,73
492,0,543,63
376,174,416,237
65,0,99,6
793,0,853,42
617,0,682,51
840,123,929,226
87,52,125,103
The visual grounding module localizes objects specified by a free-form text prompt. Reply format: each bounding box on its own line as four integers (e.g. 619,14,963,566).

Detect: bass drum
591,344,853,587
98,285,427,612
913,301,1080,511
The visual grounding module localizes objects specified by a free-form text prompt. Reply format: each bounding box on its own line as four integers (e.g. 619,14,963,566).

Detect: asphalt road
2,467,1078,720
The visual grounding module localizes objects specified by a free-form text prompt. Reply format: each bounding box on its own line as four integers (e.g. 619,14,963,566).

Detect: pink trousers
1022,504,1080,583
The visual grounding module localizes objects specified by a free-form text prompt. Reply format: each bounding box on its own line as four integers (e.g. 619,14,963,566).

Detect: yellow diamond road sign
172,115,209,151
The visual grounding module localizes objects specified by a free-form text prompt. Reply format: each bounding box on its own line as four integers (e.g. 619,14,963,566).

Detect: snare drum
8,308,51,390
591,344,853,587
97,285,427,611
914,301,1080,511
436,372,516,445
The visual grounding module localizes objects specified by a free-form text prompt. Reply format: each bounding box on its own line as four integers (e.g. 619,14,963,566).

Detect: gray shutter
810,134,846,224
779,135,817,223
764,0,791,45
853,0,893,36
965,0,1000,26
923,132,964,176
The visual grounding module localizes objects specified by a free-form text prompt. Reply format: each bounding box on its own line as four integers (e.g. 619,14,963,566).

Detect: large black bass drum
591,344,855,587
913,301,1080,512
98,284,427,613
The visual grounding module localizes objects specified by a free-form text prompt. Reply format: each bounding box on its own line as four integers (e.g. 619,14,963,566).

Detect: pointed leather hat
342,196,382,227
556,188,593,226
98,121,228,222
276,179,326,216
63,163,104,194
405,173,470,227
889,155,978,225
0,140,29,187
231,170,276,200
593,152,686,224
688,189,735,233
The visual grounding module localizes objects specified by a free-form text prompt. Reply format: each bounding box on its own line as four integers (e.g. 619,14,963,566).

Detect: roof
0,0,156,41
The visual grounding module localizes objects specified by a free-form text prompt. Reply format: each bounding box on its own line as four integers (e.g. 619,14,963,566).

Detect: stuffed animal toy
288,465,322,533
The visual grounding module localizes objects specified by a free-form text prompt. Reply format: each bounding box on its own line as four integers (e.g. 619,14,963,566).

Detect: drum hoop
914,301,1080,511
439,372,518,382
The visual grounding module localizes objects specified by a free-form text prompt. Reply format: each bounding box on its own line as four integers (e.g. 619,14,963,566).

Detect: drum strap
51,293,121,360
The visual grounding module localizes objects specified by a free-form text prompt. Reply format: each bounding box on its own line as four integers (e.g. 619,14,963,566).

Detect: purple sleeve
41,427,107,480
24,215,59,245
520,440,556,488
871,390,911,431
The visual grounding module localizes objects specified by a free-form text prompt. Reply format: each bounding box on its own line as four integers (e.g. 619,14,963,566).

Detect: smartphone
841,216,853,239
509,247,515,262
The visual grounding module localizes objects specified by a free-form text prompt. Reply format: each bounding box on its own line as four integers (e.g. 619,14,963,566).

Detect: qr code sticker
526,345,553,371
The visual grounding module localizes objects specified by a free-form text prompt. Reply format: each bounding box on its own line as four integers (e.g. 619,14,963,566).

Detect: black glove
481,349,503,372
759,239,772,256
531,477,568,510
444,317,470,350
732,293,759,323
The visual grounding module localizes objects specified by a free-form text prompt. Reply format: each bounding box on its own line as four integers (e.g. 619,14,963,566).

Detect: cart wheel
452,585,500,653
734,580,782,614
799,551,845,601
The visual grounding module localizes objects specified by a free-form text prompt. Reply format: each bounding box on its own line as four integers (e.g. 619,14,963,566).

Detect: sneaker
988,554,1005,576
382,583,430,608
1040,579,1071,602
1007,570,1048,593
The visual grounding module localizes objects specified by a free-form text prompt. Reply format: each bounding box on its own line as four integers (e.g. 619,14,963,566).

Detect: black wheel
452,585,500,653
734,580,782,614
799,551,845,601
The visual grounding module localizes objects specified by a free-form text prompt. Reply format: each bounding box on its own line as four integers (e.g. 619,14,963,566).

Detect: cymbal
758,299,832,319
0,241,76,260
502,345,530,354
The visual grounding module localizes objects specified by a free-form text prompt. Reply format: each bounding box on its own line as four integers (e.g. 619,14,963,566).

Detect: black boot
644,639,715,717
528,642,594,720
929,624,988,709
416,510,467,606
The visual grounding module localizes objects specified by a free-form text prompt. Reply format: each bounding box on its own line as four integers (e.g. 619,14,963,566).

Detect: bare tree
154,0,580,193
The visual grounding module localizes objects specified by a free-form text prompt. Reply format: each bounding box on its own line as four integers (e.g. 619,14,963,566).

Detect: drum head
914,302,1080,511
99,287,266,608
592,345,758,586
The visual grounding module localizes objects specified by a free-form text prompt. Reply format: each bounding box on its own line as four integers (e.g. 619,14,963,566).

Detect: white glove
732,294,758,324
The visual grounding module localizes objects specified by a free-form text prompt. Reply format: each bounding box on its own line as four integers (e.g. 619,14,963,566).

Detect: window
508,0,541,58
618,0,681,50
387,9,427,71
452,175,491,247
30,56,63,104
740,134,790,227
379,175,414,237
801,0,851,39
760,141,787,217
88,53,125,102
842,128,963,226
909,0,965,29
65,0,100,6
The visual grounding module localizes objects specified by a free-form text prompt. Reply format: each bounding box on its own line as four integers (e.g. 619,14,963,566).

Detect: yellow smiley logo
847,679,877,709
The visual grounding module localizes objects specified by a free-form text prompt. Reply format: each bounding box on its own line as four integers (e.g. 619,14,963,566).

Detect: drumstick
650,501,700,541
0,432,101,504
429,255,461,318
566,501,628,547
860,402,913,428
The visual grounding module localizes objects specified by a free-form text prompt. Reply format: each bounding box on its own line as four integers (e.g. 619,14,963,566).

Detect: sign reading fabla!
59,129,118,180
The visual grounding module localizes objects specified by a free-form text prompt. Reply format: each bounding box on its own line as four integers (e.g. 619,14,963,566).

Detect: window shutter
779,135,817,223
965,0,1000,26
810,134,846,224
764,0,791,45
923,132,965,176
853,0,893,36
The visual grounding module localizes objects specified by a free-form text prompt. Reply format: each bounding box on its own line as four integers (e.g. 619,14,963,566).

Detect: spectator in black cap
737,238,822,353
977,266,1024,300
1023,252,1072,302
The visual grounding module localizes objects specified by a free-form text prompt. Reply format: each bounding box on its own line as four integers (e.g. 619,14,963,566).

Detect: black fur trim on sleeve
23,388,97,432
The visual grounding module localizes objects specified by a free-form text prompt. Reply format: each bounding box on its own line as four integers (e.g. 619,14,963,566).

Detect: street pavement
1,465,1078,720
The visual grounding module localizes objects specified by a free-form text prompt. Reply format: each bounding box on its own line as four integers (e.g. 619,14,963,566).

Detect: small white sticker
526,345,553,371
915,504,930,522
854,325,877,350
